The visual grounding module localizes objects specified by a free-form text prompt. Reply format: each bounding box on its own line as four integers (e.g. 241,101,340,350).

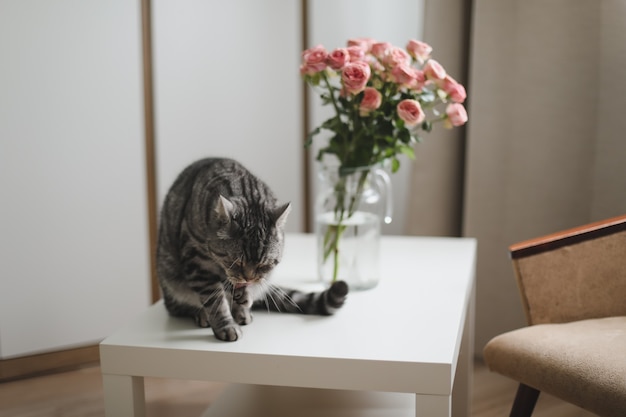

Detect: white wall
153,1,425,236
307,0,425,235
153,0,304,232
0,1,151,358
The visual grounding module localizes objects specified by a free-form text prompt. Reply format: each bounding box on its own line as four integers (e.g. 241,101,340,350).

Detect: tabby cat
156,158,348,341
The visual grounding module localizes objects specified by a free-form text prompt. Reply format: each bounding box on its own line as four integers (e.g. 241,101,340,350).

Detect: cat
156,157,348,341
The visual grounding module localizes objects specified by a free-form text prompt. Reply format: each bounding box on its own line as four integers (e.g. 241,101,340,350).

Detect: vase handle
373,168,393,224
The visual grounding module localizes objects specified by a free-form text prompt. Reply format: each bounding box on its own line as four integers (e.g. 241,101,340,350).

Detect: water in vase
316,211,381,290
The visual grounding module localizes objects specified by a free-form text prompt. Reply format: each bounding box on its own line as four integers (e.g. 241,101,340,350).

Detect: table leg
102,374,146,417
415,394,451,417
452,281,475,417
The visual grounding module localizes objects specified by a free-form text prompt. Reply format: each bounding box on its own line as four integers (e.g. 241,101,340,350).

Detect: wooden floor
0,360,596,417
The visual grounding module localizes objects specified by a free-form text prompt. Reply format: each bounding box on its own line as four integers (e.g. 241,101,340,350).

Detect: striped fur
251,280,349,315
156,158,348,341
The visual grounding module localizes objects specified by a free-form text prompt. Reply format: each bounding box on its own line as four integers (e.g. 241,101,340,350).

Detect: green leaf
399,145,415,160
397,128,411,144
310,72,322,86
391,157,400,173
305,127,322,148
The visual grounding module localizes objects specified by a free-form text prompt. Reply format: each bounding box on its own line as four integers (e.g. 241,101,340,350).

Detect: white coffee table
100,234,476,417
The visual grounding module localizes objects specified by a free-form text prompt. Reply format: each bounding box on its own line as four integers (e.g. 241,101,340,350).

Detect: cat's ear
215,195,234,223
273,202,291,229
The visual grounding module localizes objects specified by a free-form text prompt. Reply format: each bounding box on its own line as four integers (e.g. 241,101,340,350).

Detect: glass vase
315,161,392,290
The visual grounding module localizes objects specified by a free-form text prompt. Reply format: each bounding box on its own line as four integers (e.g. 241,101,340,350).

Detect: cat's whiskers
266,282,301,313
259,281,283,312
197,287,216,310
199,285,228,318
226,255,243,271
224,255,248,289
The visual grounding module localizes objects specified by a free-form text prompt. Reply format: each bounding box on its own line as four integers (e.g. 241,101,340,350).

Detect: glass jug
315,162,392,290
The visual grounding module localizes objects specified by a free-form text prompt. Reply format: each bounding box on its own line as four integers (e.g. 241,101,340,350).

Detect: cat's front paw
233,285,251,306
232,304,253,325
213,323,242,341
194,310,211,328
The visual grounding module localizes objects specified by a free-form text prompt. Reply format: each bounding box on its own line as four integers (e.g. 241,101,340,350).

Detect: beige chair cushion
484,316,626,417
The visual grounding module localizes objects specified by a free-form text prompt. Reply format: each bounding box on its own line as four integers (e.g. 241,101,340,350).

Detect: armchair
483,214,626,417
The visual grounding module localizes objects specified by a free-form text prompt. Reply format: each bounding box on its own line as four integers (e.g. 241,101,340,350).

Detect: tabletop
100,233,476,397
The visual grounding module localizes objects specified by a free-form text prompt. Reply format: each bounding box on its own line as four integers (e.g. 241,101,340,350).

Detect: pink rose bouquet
301,38,468,283
301,37,468,173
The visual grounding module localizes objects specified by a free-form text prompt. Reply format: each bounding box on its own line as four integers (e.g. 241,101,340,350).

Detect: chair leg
509,383,540,417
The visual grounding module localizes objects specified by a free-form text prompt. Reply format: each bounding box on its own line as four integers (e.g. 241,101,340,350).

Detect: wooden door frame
142,0,159,304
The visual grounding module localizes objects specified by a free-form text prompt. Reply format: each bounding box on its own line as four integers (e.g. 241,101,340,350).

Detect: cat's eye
228,261,243,273
257,265,273,274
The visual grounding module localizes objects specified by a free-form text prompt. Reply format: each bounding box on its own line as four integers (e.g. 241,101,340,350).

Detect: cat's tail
252,280,349,316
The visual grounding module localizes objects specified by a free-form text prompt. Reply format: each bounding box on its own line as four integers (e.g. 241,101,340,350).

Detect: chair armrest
510,214,626,259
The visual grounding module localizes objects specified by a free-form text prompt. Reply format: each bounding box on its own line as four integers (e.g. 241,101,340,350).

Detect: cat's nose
243,266,257,281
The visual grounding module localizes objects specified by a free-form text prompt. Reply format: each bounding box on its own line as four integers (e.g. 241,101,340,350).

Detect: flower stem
347,171,369,216
321,72,341,118
322,169,370,283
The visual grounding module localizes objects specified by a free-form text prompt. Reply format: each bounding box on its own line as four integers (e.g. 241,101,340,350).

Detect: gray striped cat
157,158,348,341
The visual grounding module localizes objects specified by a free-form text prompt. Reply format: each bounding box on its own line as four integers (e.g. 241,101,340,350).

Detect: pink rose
392,64,425,90
446,103,468,127
370,59,386,75
347,37,375,52
413,70,426,90
438,75,466,103
326,48,350,70
423,59,446,80
406,39,432,62
383,47,411,69
342,61,371,95
301,45,328,75
359,87,382,116
346,45,365,62
371,42,392,59
397,99,425,127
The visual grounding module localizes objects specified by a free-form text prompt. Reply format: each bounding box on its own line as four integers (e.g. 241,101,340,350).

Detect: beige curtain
408,0,626,355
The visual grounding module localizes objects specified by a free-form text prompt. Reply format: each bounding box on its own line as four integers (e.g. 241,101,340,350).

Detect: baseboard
0,344,100,382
